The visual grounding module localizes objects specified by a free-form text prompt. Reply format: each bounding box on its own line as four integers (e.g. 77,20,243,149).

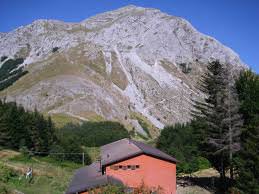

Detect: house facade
66,138,177,194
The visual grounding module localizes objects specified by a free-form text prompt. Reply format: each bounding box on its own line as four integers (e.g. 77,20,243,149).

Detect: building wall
105,154,176,194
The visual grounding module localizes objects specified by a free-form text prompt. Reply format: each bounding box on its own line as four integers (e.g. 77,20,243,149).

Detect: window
131,165,136,170
110,165,140,170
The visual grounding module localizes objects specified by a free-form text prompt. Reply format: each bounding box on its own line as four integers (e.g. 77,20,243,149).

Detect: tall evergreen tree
236,118,259,194
235,70,259,193
222,66,243,181
0,100,11,147
192,61,242,189
192,61,228,186
0,100,56,152
236,70,259,124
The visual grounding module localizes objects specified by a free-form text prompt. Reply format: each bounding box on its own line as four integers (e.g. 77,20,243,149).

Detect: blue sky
1,0,258,72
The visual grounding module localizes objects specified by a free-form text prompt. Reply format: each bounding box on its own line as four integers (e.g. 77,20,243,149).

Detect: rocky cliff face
0,5,246,137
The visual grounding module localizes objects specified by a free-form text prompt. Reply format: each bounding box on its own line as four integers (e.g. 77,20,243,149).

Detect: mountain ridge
0,5,247,137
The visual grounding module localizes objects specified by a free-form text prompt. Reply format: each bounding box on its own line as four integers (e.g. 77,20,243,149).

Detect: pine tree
236,70,259,124
0,99,56,152
192,61,242,189
0,101,11,147
235,70,259,193
236,117,259,194
221,66,243,181
46,116,55,150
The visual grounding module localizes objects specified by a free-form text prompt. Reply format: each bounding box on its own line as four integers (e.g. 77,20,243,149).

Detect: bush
0,56,8,62
52,47,59,53
157,122,210,174
89,182,164,194
19,146,31,160
49,144,65,162
89,184,124,194
0,183,10,194
0,164,18,183
195,156,211,170
51,137,92,165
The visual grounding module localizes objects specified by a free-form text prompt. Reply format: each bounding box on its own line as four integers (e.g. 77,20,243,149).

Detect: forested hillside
157,64,259,193
0,57,28,91
0,100,129,164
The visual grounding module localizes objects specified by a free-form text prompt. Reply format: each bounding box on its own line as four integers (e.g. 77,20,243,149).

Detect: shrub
89,182,164,194
89,184,124,194
157,122,210,174
49,144,65,162
19,146,31,160
0,164,18,183
52,47,59,53
0,183,10,194
0,56,8,62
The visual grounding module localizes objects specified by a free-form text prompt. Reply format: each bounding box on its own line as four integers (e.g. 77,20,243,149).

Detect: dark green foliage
49,144,65,161
52,47,59,53
191,61,243,191
0,58,24,79
236,70,259,125
235,70,259,193
0,56,8,62
89,184,124,194
0,163,19,183
0,70,28,91
157,122,210,174
50,139,91,164
58,121,129,147
192,61,230,180
0,100,89,164
0,100,55,152
0,58,28,91
54,121,128,164
235,119,259,194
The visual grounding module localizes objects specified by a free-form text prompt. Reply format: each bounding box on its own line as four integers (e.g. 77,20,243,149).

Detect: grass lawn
0,149,82,194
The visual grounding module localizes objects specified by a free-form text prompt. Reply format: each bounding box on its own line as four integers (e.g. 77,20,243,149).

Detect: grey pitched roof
101,138,178,166
67,138,177,194
66,162,122,194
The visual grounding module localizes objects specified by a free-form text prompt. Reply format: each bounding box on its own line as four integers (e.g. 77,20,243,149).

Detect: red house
66,138,178,194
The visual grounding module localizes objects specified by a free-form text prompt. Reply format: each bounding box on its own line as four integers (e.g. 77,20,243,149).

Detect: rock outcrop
0,5,247,136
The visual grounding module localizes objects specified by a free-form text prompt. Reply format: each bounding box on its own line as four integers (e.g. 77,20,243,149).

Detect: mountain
0,5,246,137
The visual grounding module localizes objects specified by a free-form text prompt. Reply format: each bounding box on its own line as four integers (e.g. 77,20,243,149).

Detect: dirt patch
0,150,20,160
177,185,212,194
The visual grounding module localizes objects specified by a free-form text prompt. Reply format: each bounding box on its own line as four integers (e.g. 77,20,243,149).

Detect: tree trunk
228,83,234,181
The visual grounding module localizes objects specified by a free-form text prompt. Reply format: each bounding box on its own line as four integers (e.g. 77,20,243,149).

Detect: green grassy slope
0,149,89,194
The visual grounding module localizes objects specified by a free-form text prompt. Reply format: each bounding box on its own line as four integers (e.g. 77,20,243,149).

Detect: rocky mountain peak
0,5,247,137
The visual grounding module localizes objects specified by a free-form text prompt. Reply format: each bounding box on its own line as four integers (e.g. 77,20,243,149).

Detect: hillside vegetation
0,58,28,91
157,66,259,193
0,149,81,194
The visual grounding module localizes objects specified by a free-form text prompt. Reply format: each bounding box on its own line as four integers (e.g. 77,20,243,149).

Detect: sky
1,0,259,72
